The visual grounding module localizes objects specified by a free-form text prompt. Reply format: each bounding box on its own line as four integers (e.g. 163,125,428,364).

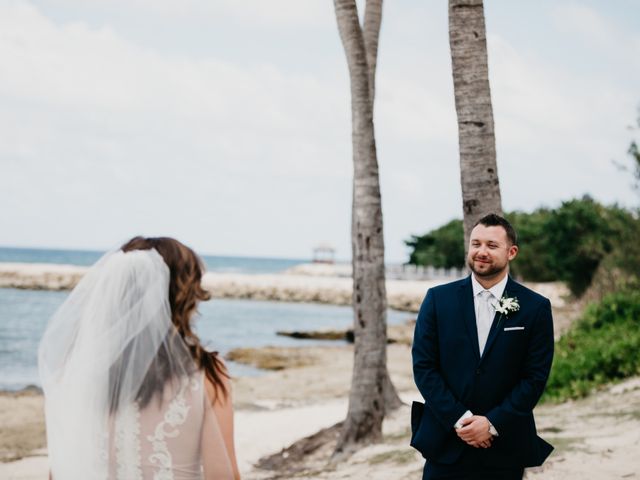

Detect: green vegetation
542,290,640,403
540,197,636,296
405,219,464,269
506,208,554,282
405,196,639,296
406,198,640,402
625,107,640,193
406,119,640,402
629,138,640,192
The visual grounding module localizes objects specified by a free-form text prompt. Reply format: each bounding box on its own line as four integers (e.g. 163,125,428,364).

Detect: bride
39,237,241,479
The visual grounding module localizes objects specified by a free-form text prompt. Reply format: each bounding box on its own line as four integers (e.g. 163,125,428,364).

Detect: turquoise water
0,248,413,390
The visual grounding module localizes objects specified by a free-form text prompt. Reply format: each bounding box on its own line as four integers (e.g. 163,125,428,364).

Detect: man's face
467,224,518,279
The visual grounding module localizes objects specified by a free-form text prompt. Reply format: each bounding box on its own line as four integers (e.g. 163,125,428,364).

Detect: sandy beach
0,271,625,479
2,318,639,479
0,342,418,479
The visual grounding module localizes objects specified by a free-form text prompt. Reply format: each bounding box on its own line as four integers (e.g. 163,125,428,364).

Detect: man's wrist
488,420,498,436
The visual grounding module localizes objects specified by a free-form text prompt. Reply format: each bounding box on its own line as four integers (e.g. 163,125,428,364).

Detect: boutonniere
495,296,520,316
493,295,520,328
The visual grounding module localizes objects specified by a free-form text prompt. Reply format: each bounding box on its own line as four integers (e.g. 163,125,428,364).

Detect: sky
0,0,638,262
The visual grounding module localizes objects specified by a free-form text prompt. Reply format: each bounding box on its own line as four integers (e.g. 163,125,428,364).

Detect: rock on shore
0,262,570,314
0,262,435,311
0,263,87,290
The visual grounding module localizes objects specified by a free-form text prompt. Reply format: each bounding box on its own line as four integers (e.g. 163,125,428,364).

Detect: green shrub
404,219,464,269
542,290,640,403
405,197,639,297
505,209,555,282
543,197,635,296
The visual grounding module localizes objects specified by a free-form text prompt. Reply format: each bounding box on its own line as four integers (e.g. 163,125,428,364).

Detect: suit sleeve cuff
453,410,473,429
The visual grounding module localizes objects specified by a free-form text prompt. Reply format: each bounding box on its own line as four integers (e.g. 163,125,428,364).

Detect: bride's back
110,372,230,480
40,237,238,480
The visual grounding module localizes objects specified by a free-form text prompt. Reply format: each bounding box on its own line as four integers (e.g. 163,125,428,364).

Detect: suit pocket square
504,326,525,331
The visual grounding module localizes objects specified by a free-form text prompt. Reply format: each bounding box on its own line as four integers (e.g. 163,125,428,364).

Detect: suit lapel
480,276,518,362
459,276,481,361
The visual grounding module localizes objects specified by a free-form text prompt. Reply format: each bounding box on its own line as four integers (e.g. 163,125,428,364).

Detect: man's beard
467,257,508,278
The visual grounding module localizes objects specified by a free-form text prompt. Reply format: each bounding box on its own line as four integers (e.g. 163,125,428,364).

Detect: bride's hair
120,236,228,408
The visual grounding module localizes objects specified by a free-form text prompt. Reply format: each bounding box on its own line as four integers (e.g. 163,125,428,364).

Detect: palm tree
332,0,401,459
449,0,503,249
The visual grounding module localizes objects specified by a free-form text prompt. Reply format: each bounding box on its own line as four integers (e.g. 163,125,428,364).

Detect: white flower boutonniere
495,296,520,316
494,295,520,330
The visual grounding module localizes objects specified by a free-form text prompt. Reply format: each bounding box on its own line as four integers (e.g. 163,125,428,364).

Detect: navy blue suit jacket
410,275,554,468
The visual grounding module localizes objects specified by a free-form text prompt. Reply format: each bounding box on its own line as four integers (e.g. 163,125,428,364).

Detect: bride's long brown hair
121,236,228,406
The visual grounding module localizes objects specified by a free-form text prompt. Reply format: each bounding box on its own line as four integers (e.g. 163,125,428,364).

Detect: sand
0,390,45,463
2,274,617,479
1,337,639,479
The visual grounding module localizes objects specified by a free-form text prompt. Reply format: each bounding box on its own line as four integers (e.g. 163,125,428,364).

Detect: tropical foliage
542,290,640,402
405,196,639,296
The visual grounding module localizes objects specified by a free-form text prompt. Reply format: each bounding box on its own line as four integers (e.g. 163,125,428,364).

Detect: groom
411,214,554,479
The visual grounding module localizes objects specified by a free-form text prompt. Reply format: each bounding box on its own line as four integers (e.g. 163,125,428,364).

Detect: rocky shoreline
0,262,570,314
0,263,87,291
0,262,436,311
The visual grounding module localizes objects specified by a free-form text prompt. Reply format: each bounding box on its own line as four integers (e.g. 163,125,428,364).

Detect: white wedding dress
39,249,234,479
106,372,232,480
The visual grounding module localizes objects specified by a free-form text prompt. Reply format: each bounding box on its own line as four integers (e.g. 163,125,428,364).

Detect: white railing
284,262,465,281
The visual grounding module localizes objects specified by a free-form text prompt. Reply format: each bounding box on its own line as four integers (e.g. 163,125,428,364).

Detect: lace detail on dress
115,403,143,480
147,377,199,480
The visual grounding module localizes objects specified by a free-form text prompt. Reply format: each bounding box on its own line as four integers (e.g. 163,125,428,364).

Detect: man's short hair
474,213,518,246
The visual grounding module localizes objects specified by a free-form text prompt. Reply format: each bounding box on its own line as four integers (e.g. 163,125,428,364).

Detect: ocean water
0,246,306,274
0,248,414,391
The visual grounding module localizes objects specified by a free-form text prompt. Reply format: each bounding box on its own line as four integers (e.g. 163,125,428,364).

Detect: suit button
475,368,482,375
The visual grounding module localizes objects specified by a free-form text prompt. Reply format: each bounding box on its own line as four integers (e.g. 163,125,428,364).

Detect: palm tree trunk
449,0,502,250
362,0,382,103
332,0,400,459
362,0,402,416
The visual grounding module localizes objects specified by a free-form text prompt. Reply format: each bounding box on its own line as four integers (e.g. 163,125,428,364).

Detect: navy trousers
423,461,524,480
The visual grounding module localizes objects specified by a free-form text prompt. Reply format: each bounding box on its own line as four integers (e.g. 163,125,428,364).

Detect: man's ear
508,245,519,261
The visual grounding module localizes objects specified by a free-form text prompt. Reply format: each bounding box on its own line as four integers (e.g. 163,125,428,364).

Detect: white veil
39,248,234,480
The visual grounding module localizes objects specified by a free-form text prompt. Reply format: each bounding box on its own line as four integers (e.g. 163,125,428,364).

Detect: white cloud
33,0,335,29
0,2,351,165
552,3,640,59
0,1,638,262
485,25,637,205
0,2,353,256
